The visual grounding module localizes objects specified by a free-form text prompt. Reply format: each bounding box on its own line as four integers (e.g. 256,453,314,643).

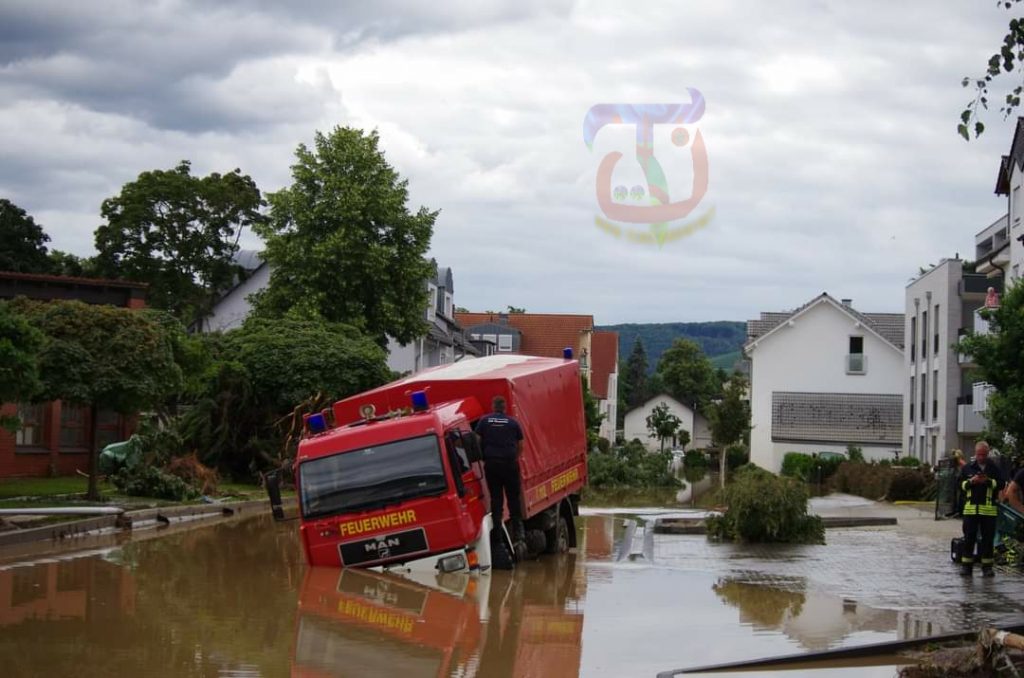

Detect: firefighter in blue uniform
474,396,525,545
959,441,1005,577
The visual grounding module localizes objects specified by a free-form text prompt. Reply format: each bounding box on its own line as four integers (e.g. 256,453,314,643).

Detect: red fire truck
291,353,588,572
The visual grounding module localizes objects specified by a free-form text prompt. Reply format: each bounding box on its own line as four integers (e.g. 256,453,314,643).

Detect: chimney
841,298,852,307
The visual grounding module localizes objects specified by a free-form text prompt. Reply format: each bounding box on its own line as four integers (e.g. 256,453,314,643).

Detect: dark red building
0,271,147,477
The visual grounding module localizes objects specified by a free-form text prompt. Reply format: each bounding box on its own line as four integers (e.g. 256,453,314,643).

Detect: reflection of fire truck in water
292,555,585,678
283,354,588,572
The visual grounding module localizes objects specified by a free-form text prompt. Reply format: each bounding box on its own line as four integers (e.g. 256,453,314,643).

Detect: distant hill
597,321,747,371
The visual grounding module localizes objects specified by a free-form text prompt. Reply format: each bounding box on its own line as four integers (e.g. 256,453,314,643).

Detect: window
908,436,914,454
60,403,93,450
15,403,46,447
910,317,917,362
909,402,914,423
920,373,927,422
933,304,940,354
94,410,123,452
1014,186,1021,225
909,376,915,422
932,369,939,420
846,337,865,373
849,336,864,354
482,333,497,345
497,334,513,352
921,310,928,360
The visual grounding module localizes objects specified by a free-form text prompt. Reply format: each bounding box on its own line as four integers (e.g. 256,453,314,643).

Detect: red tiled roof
455,312,594,359
590,330,619,399
0,271,148,289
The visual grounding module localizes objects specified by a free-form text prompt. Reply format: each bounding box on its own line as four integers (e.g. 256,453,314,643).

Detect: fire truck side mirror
265,470,285,521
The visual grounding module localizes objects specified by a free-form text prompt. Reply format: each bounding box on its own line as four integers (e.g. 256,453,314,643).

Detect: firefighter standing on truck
959,441,1005,577
474,396,525,544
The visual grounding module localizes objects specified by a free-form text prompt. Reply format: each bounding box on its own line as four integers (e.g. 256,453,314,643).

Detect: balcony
974,307,992,336
975,215,1011,276
973,381,994,413
846,353,866,374
958,403,987,434
962,273,1002,298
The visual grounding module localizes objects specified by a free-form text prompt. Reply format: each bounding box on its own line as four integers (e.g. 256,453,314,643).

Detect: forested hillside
598,321,746,371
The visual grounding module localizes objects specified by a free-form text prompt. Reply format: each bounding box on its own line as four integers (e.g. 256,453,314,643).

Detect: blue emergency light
411,390,429,412
307,412,327,434
563,347,573,360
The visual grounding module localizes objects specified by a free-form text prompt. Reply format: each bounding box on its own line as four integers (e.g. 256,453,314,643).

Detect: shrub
888,468,928,501
781,452,815,480
706,465,824,544
166,453,219,495
726,444,749,470
897,456,920,467
596,437,611,454
111,464,200,501
829,461,891,499
684,449,708,467
846,444,865,463
587,441,680,489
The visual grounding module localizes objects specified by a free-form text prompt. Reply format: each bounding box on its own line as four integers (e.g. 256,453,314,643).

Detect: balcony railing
846,353,866,374
958,404,987,434
973,382,994,413
974,308,992,336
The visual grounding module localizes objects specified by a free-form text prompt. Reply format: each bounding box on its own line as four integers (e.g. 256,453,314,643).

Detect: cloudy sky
0,0,1018,324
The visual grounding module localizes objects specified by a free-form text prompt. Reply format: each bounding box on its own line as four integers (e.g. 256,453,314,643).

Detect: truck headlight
437,553,467,573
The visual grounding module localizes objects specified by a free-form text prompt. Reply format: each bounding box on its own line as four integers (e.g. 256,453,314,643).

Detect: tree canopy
959,283,1024,456
177,317,391,476
94,160,265,324
254,127,436,346
0,199,52,273
0,301,43,431
10,299,183,498
621,337,651,411
707,376,751,485
960,1,1024,139
656,338,720,412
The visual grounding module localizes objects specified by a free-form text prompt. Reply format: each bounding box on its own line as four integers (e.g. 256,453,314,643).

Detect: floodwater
1,510,1022,678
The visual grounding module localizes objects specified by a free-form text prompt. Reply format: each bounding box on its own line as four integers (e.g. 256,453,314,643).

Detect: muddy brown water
1,509,1019,678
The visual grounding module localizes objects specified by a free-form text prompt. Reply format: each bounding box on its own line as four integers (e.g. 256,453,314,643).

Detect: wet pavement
1,508,1023,677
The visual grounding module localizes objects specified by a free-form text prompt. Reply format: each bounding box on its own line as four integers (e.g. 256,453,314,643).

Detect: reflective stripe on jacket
960,460,1005,517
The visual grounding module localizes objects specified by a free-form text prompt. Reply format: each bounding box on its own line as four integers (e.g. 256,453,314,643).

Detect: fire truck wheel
545,515,569,554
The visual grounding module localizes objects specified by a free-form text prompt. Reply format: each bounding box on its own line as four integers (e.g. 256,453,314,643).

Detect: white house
385,266,484,375
745,294,905,472
623,393,711,452
197,249,268,333
995,118,1024,284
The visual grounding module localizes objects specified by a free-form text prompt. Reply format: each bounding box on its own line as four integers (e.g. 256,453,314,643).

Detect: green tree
94,160,264,324
707,376,751,486
47,250,97,277
179,317,391,476
959,0,1024,139
254,127,436,346
959,282,1024,455
0,199,52,273
582,376,604,451
645,402,684,452
0,301,43,431
10,299,183,499
621,337,650,412
656,338,719,411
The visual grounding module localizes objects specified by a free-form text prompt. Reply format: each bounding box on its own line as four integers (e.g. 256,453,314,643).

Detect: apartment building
903,257,1000,464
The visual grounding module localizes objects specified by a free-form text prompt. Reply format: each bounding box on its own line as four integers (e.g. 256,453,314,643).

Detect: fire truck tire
544,515,569,554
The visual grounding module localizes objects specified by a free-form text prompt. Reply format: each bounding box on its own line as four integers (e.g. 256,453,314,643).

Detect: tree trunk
87,403,100,501
720,443,727,489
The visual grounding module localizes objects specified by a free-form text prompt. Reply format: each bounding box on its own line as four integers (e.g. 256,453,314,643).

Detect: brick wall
0,401,131,478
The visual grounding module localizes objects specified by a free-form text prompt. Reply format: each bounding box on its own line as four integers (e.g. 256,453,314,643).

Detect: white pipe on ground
0,507,125,516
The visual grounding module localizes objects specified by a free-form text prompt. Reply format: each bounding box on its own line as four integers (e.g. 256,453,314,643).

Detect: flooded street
2,511,1024,677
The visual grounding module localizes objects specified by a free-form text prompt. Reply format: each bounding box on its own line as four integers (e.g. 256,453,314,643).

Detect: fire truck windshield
299,434,448,518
